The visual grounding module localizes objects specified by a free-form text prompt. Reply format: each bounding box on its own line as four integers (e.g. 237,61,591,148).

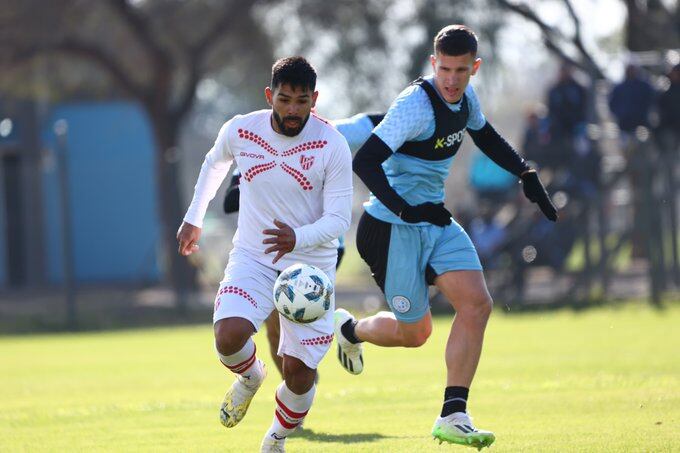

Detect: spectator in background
468,202,508,269
521,107,551,169
609,64,657,259
469,148,518,203
544,64,600,199
547,63,588,146
657,64,680,151
608,64,656,135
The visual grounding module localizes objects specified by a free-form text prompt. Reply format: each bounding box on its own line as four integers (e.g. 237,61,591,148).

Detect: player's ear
311,90,319,108
472,57,482,75
430,54,437,70
265,86,273,106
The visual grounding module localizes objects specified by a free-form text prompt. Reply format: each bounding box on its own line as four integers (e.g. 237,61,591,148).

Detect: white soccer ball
273,263,334,324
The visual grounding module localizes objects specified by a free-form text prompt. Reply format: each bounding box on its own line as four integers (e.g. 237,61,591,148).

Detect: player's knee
459,294,493,326
214,318,253,355
282,358,305,378
401,327,432,348
282,356,315,393
478,295,494,320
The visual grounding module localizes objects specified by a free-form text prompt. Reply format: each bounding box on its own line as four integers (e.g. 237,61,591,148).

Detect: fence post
54,119,78,329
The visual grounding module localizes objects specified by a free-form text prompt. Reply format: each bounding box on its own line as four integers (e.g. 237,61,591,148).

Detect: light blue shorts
357,212,482,323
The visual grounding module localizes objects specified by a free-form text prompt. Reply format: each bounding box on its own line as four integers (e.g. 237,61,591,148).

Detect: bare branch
190,8,236,58
562,0,581,38
174,0,273,120
4,38,146,100
172,62,200,121
542,36,580,69
561,0,603,78
106,0,172,69
495,0,605,79
496,0,565,43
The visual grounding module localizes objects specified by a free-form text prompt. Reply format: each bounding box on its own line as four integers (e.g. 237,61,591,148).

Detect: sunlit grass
2,302,679,451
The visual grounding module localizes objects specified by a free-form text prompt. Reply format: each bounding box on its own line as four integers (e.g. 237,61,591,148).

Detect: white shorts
213,248,335,369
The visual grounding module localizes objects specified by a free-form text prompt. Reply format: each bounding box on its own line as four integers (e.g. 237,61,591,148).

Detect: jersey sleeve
183,120,235,227
293,134,352,249
373,85,432,152
465,84,487,131
331,114,375,154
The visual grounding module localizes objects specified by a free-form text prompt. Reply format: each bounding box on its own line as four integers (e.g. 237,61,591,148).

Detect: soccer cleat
260,435,286,453
219,360,267,428
431,412,495,451
334,308,364,375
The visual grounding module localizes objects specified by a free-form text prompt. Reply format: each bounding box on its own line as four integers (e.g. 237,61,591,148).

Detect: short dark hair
271,56,317,91
434,25,478,57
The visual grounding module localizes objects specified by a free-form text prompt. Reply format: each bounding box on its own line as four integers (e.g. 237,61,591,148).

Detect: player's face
265,83,318,137
430,52,481,103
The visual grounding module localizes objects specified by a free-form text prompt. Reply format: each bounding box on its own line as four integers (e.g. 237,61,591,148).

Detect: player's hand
177,222,202,256
263,219,296,264
520,170,558,222
400,202,452,227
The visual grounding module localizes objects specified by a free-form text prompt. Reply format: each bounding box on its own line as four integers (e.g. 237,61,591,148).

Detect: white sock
216,339,264,386
264,382,316,443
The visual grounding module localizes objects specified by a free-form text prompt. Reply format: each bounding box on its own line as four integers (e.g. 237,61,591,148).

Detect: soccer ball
273,263,334,324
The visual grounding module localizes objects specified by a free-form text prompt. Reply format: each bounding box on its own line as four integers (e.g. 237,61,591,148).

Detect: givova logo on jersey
434,128,466,150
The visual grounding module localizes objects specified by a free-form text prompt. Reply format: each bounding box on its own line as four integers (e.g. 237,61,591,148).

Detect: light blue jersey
333,114,376,153
365,76,486,225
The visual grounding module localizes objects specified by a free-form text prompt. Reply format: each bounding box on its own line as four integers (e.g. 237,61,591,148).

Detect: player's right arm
352,86,452,226
178,120,235,255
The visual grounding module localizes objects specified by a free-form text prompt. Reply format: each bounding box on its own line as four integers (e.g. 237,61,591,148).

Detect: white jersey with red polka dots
183,109,353,272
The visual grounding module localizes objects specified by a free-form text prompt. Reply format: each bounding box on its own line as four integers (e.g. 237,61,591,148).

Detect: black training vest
396,78,469,161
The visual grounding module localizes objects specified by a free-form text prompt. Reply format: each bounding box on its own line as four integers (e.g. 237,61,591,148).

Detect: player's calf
261,381,316,452
216,336,267,428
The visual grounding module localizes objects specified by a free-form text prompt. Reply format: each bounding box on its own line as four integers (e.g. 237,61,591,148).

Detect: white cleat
431,412,495,450
219,360,266,428
260,435,286,453
334,308,364,375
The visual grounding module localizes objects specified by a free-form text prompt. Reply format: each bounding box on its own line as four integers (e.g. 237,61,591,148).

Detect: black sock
340,319,362,344
441,386,469,417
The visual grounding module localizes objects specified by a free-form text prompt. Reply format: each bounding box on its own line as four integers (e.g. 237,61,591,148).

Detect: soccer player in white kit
177,57,352,452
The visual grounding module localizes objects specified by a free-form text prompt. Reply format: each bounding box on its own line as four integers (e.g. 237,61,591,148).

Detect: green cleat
431,412,495,450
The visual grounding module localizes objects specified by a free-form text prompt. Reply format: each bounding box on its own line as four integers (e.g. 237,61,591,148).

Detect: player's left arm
263,137,352,264
332,113,385,153
296,137,353,247
465,86,557,221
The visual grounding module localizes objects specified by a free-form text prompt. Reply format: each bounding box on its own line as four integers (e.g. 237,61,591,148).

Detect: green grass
2,303,679,452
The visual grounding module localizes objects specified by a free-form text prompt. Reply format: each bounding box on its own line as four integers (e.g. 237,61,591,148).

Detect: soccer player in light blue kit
334,25,557,449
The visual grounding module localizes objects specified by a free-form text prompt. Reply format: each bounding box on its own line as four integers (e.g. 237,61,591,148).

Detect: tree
494,0,605,81
623,0,679,51
261,0,501,114
0,0,274,311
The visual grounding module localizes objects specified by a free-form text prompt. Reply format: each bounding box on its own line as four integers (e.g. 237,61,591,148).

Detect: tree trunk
624,0,680,51
152,114,198,314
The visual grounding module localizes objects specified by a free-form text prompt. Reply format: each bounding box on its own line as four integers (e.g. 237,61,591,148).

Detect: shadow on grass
291,428,388,443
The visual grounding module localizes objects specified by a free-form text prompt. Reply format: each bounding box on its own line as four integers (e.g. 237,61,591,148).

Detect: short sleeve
373,85,432,152
332,114,375,153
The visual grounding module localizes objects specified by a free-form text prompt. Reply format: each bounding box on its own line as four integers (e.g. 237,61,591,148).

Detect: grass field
2,302,679,452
